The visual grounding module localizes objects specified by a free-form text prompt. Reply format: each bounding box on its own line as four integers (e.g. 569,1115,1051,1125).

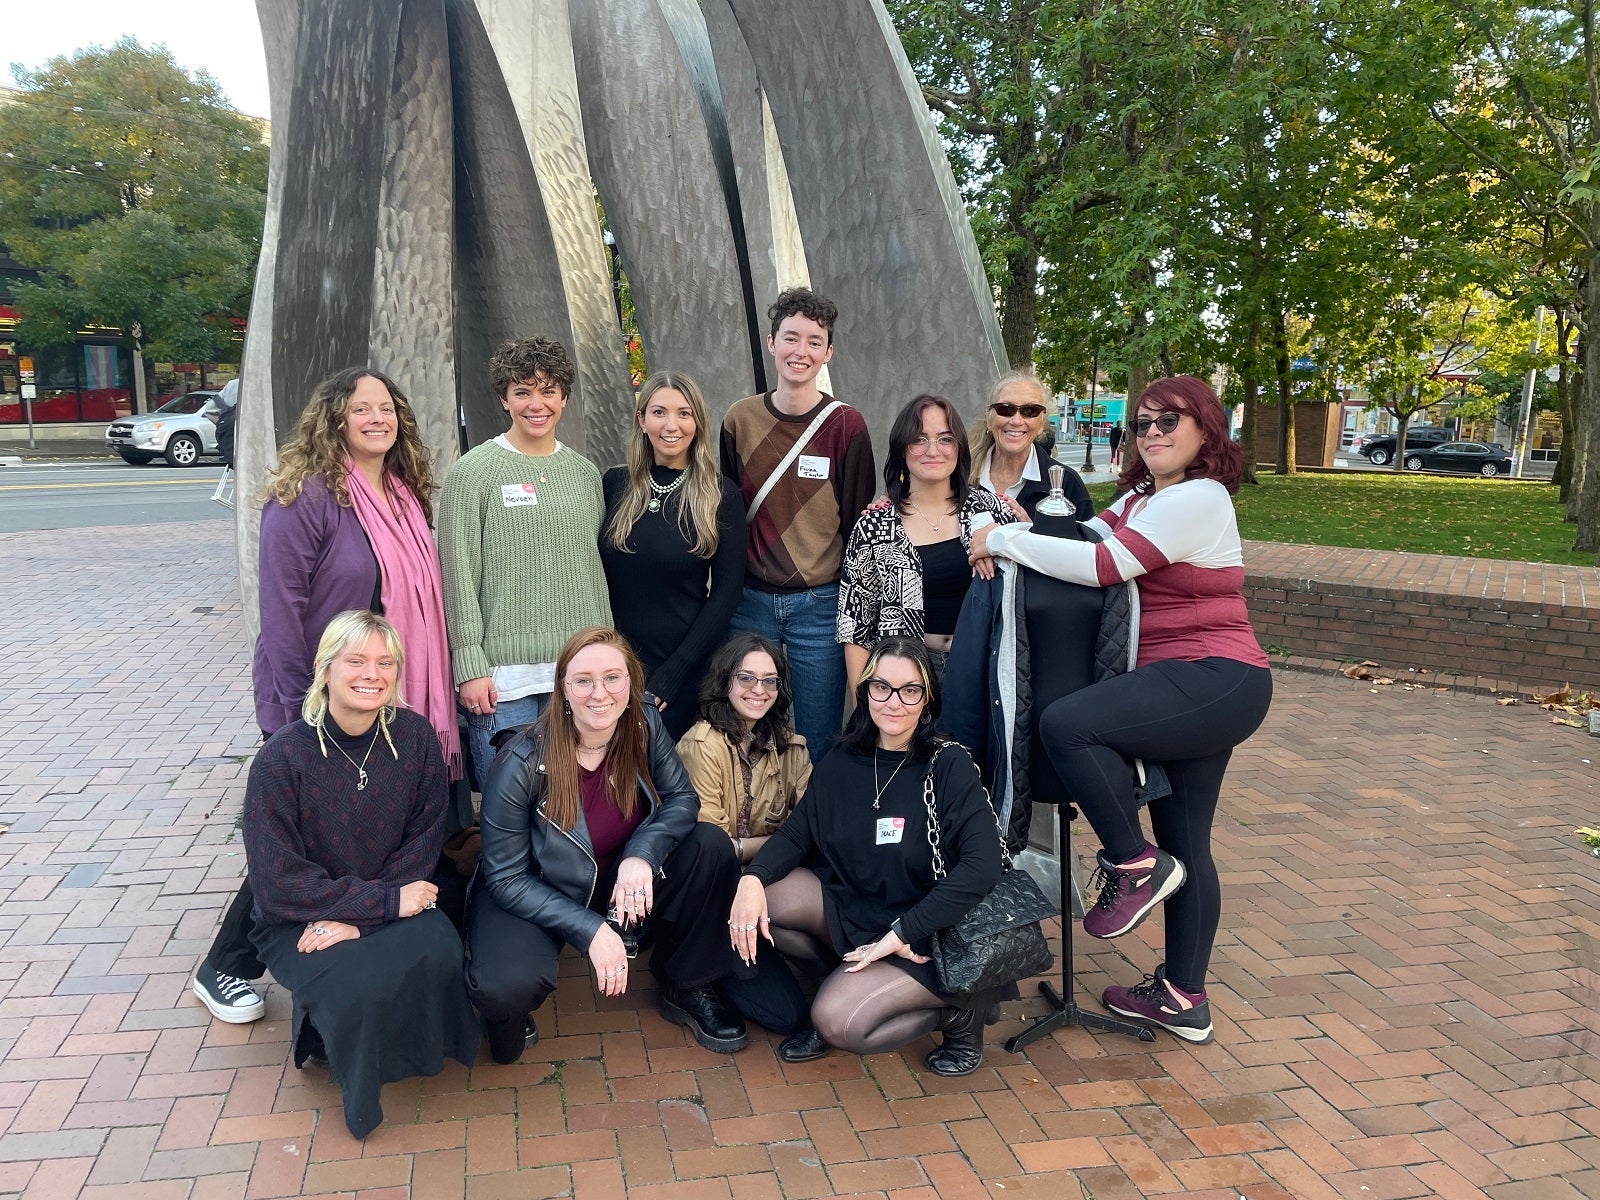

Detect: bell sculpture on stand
1036,464,1077,518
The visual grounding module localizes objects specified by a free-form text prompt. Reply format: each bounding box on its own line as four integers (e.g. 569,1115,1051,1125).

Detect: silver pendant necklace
330,725,382,791
647,469,687,512
872,748,909,810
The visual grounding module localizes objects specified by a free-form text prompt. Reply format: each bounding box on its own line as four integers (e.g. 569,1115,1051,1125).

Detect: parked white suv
105,390,223,466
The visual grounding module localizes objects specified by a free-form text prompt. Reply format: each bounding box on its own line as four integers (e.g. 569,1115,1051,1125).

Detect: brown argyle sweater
720,391,875,592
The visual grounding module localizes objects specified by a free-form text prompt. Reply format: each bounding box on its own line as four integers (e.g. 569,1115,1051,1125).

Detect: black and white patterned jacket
835,488,1013,648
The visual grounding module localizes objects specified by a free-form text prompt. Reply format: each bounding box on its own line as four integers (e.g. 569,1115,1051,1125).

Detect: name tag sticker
797,454,830,480
875,817,905,845
501,483,539,508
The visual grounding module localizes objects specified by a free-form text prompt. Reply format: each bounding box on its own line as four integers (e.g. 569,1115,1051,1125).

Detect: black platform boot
924,1006,983,1076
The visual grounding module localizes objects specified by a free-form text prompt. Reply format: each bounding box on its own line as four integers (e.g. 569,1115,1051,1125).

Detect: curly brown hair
767,288,838,344
488,337,575,401
263,368,438,520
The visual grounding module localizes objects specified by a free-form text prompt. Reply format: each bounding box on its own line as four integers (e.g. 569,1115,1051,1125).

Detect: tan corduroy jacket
676,720,812,840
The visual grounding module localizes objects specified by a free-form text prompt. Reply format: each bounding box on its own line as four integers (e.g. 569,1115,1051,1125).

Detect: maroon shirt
581,764,645,880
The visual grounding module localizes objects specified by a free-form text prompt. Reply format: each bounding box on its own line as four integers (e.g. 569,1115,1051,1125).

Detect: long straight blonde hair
606,371,724,558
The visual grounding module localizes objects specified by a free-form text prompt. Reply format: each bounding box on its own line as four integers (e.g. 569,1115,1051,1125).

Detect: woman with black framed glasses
970,376,1272,1046
727,637,1001,1073
970,370,1091,520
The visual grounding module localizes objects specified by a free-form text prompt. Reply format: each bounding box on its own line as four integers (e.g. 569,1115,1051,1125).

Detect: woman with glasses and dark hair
970,370,1091,520
727,637,1002,1073
676,633,813,1036
836,395,1012,685
466,627,752,1064
970,376,1272,1046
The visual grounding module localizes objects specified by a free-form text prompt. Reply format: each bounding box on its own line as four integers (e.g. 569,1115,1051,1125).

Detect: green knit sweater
437,440,613,685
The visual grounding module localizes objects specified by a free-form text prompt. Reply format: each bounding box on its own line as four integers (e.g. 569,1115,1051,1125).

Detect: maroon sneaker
1081,846,1185,939
1101,965,1213,1043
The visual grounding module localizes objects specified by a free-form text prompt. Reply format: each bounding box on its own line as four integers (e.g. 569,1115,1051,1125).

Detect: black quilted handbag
922,745,1056,999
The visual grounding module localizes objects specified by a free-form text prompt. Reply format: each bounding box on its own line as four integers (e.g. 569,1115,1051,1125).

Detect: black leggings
1038,657,1272,993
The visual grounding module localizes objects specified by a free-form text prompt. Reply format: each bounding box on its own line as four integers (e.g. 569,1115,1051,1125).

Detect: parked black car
1360,426,1452,466
1402,442,1513,477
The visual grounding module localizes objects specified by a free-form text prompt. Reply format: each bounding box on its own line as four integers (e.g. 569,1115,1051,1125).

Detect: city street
0,461,229,533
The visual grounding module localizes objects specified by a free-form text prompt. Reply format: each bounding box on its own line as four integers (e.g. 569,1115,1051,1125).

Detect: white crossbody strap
746,400,843,524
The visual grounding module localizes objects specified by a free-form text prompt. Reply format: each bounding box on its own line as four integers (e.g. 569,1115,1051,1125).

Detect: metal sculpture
239,0,1004,633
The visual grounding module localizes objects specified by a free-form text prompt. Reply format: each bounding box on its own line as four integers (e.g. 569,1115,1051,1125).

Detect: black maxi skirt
253,910,480,1139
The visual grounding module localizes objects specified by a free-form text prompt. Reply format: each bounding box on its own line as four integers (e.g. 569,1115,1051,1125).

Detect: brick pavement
0,521,1595,1200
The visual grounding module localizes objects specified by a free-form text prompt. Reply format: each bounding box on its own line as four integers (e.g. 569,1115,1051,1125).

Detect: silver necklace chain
905,501,952,533
329,725,382,791
647,469,688,512
872,748,910,810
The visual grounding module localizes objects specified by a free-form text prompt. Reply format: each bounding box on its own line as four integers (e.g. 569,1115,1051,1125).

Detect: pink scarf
345,460,463,780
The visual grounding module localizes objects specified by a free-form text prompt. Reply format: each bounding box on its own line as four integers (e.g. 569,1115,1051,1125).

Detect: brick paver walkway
0,522,1595,1200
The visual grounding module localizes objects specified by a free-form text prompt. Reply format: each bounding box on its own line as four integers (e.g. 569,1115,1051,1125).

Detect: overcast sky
6,2,270,117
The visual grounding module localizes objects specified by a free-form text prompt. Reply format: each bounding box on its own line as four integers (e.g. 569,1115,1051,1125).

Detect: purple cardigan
252,474,379,734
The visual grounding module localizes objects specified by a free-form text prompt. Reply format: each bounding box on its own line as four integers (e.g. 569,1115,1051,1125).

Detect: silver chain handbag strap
922,742,1015,882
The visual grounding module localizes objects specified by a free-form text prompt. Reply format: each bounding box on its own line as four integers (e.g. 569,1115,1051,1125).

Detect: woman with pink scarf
192,368,463,1030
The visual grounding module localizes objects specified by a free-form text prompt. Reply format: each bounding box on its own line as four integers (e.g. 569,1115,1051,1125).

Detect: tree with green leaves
0,38,267,401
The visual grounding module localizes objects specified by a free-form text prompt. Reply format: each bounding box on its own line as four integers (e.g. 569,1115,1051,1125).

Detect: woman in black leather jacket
465,627,751,1064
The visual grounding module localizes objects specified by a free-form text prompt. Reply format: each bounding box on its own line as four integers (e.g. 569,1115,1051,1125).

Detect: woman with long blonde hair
466,627,753,1064
600,371,747,738
969,370,1091,520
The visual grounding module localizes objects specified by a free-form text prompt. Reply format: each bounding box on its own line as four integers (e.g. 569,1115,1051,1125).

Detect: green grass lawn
1086,473,1593,566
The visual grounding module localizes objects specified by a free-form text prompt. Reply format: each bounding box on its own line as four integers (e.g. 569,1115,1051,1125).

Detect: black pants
465,823,750,1025
1038,657,1273,992
205,857,470,981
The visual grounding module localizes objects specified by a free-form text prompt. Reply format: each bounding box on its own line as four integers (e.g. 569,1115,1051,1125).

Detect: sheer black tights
764,869,945,1054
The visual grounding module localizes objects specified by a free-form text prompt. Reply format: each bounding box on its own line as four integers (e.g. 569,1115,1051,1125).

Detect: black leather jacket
476,706,698,952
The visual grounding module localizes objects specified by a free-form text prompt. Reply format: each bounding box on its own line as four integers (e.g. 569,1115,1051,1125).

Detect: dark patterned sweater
243,709,450,930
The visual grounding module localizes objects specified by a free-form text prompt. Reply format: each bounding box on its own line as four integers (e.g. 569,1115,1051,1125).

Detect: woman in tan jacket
677,634,812,1037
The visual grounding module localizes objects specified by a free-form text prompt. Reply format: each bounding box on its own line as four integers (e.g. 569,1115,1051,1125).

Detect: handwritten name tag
501,483,539,508
797,454,830,480
875,817,905,845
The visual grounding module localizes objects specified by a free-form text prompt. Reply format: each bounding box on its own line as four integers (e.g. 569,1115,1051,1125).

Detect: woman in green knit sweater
438,337,613,788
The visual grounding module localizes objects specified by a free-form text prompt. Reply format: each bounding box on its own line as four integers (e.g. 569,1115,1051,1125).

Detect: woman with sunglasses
676,634,813,1036
728,638,1002,1072
970,376,1272,1045
970,371,1091,520
837,394,1011,685
466,627,752,1063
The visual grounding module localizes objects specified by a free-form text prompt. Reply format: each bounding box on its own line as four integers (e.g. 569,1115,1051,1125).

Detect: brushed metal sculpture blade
568,0,759,417
721,0,1005,433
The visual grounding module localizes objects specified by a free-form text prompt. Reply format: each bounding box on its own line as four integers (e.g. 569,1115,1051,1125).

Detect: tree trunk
1272,308,1294,475
1556,315,1576,500
1238,373,1259,486
1125,362,1149,477
1574,245,1600,554
999,243,1038,369
1391,398,1412,473
1563,325,1584,510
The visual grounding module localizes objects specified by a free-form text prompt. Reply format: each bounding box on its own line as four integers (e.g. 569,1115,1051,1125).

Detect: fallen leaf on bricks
1496,697,1519,706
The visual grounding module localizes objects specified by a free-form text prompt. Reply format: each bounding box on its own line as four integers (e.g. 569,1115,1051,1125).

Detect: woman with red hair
970,376,1271,1045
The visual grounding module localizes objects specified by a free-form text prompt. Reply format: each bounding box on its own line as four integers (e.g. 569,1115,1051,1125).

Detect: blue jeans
730,583,844,764
464,692,550,792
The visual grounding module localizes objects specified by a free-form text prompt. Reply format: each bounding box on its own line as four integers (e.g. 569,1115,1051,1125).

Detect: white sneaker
193,964,265,1023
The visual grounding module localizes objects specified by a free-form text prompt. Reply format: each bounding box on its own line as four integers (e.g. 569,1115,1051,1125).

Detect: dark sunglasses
1134,412,1184,438
990,402,1047,419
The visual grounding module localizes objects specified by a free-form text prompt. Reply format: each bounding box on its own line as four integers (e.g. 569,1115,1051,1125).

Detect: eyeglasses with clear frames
732,671,781,692
908,434,959,451
565,672,630,696
866,678,927,706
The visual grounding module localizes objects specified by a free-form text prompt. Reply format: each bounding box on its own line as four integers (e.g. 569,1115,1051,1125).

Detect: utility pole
1081,349,1098,472
1513,306,1545,478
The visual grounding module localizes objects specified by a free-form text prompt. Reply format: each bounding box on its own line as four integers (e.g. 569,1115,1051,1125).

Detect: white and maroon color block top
986,477,1268,670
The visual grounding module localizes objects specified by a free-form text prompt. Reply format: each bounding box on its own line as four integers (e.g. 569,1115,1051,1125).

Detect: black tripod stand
1006,804,1154,1050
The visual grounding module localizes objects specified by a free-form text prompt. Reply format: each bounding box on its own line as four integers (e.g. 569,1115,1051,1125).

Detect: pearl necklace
647,469,687,512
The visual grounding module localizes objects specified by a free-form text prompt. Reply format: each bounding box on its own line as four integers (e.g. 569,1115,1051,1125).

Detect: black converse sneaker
193,964,265,1023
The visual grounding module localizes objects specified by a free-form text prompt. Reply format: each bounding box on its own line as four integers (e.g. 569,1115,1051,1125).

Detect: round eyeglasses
866,678,927,706
732,671,781,692
565,672,629,696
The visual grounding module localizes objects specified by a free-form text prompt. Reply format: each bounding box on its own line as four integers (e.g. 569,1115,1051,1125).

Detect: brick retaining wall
1243,541,1600,695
